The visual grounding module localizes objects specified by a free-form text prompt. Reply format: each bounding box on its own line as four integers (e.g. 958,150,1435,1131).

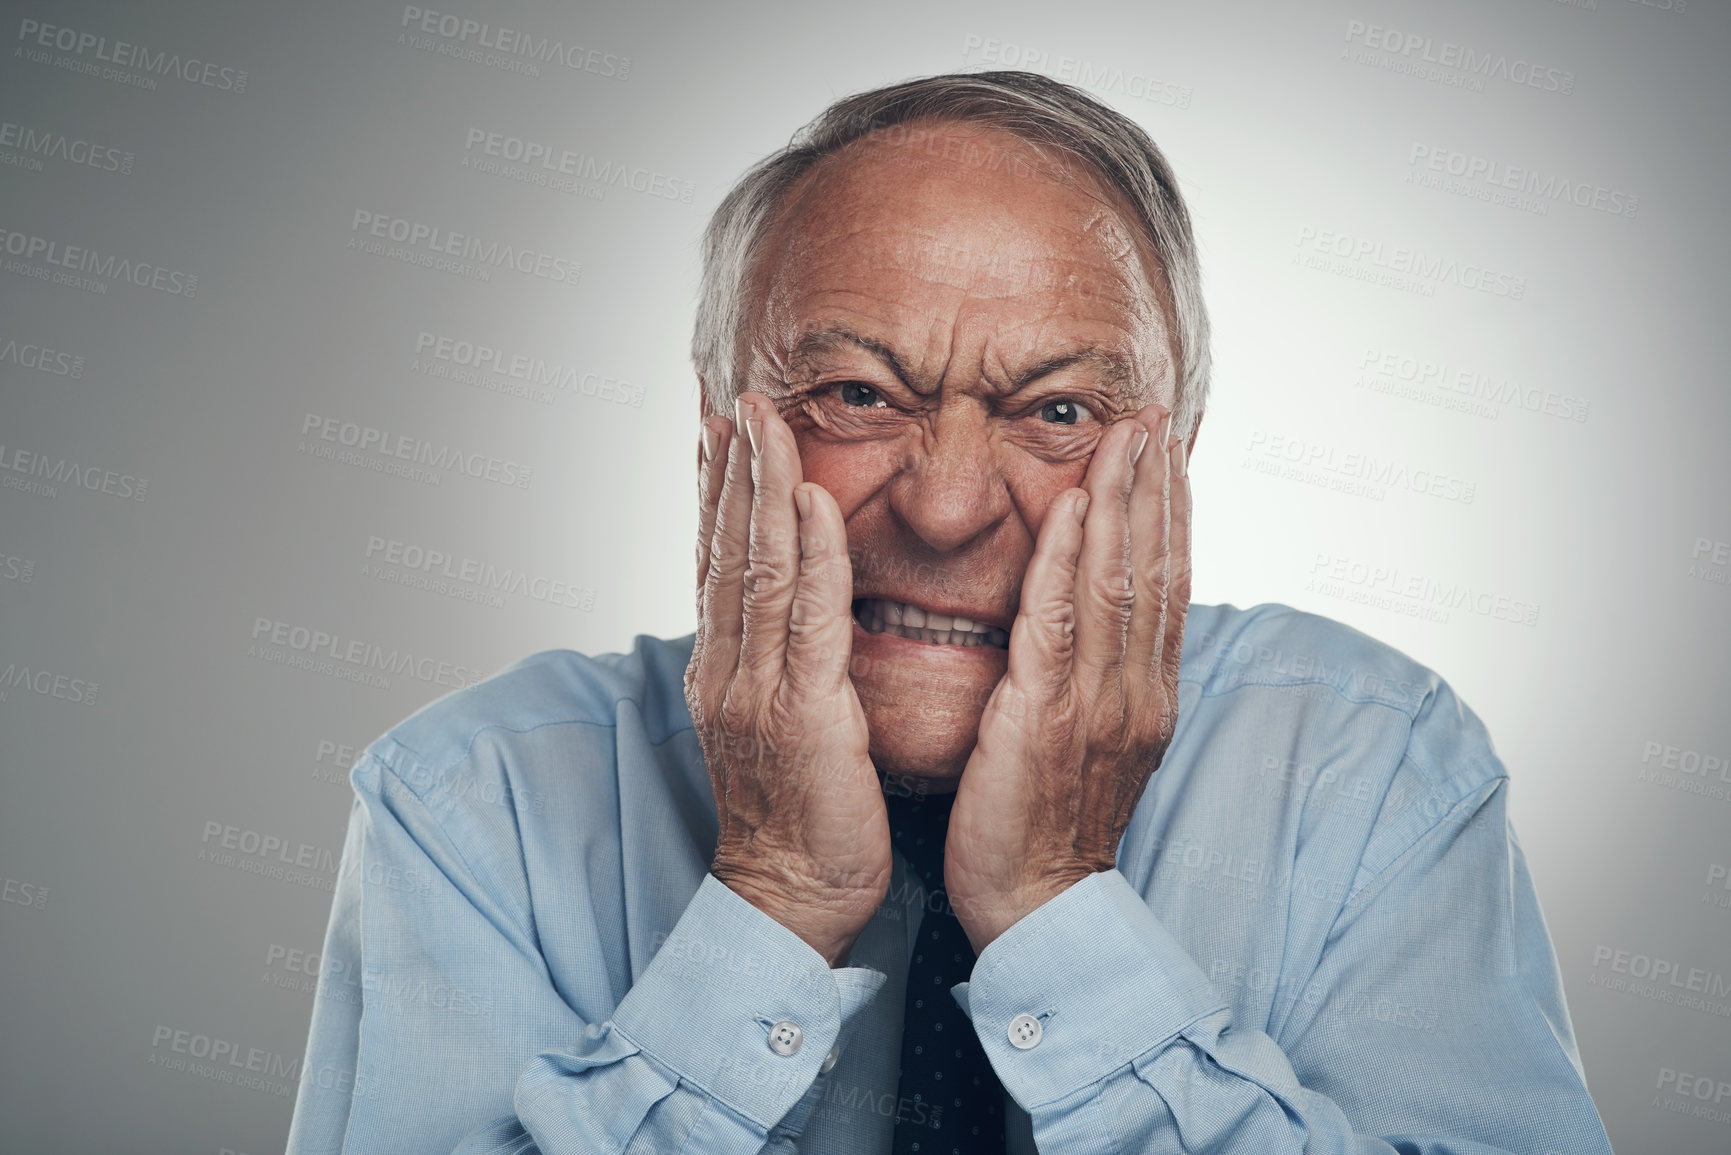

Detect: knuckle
754,522,797,553
797,544,845,585
797,525,837,558
715,691,756,742
1087,567,1137,612
1030,596,1077,638
785,595,828,642
742,555,794,601
708,543,746,582
1134,576,1168,615
1084,725,1134,765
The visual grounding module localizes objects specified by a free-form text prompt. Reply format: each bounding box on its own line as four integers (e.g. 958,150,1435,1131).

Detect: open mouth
852,598,1010,649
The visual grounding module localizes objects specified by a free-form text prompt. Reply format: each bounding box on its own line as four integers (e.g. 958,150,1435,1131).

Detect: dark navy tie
885,786,1006,1154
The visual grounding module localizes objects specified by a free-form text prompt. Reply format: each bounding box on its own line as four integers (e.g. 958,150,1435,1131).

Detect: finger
1005,487,1091,695
695,416,733,609
735,392,806,683
691,416,735,844
1071,417,1146,689
782,482,855,699
1124,404,1175,676
1158,434,1194,707
696,402,754,720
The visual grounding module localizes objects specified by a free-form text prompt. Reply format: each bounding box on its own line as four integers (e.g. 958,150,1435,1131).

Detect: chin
849,619,1005,783
860,705,974,782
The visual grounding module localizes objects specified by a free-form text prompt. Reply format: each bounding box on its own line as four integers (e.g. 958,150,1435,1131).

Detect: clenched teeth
853,598,1009,649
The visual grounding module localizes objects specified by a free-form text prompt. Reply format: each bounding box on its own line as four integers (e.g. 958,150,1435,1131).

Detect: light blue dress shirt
285,602,1613,1154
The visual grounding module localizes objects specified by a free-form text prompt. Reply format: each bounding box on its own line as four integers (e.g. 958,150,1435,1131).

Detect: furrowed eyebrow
788,326,918,389
788,325,1133,396
1011,347,1134,392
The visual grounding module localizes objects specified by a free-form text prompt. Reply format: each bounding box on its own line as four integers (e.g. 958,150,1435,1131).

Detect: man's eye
838,382,887,408
1037,399,1089,425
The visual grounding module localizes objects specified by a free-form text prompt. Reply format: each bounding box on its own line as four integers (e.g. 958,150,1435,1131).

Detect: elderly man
287,73,1612,1154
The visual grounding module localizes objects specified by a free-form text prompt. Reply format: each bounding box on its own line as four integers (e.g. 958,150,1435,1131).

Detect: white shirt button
820,1040,841,1073
1007,1012,1043,1049
768,1019,803,1056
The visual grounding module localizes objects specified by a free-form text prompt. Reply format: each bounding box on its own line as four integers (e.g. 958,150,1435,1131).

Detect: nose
886,398,1011,554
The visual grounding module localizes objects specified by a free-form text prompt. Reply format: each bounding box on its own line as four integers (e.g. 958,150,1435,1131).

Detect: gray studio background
1,0,1727,1151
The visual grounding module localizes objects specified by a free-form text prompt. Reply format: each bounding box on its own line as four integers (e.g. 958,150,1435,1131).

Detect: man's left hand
945,402,1191,953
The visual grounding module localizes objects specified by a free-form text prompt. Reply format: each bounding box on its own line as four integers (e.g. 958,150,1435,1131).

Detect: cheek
1004,453,1091,536
795,438,901,518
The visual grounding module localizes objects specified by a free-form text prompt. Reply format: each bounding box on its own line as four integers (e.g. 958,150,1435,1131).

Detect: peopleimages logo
1294,226,1526,300
0,225,197,297
1705,863,1731,911
0,442,148,501
1243,429,1478,505
1588,944,1731,1018
298,412,534,489
1689,536,1729,588
0,119,133,175
0,659,98,706
15,18,248,92
201,821,340,874
462,128,694,203
0,549,34,583
1,876,47,911
148,1025,306,1095
1637,737,1731,803
1342,19,1575,96
1355,347,1590,424
398,6,629,80
247,616,485,690
412,330,644,408
959,34,1192,109
1307,552,1541,627
1407,145,1637,219
0,333,85,378
363,534,597,611
1654,1066,1731,1126
348,210,580,287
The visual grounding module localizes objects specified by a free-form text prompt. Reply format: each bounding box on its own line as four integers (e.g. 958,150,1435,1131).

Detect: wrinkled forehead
751,122,1173,368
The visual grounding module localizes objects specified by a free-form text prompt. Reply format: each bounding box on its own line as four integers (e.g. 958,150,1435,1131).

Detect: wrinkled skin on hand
686,396,892,967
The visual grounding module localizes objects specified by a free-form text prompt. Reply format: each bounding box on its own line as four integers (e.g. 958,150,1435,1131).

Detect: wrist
711,862,878,968
728,885,864,967
955,868,1098,953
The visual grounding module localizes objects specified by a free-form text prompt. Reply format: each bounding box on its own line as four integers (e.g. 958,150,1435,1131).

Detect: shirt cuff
608,873,887,1131
952,868,1226,1109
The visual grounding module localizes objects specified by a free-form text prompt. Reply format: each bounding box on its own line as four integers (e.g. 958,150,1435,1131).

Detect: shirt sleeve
950,717,1613,1152
284,754,886,1155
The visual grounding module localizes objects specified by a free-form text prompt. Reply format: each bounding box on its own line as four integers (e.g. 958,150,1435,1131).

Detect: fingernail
793,486,813,520
735,399,764,458
1155,409,1174,447
1073,491,1090,522
702,424,720,462
1128,426,1150,467
1174,439,1189,478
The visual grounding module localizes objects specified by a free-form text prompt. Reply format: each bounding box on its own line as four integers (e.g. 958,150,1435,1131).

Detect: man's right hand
686,390,891,968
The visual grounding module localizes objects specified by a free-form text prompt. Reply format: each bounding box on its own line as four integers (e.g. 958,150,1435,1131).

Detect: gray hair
691,70,1211,439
